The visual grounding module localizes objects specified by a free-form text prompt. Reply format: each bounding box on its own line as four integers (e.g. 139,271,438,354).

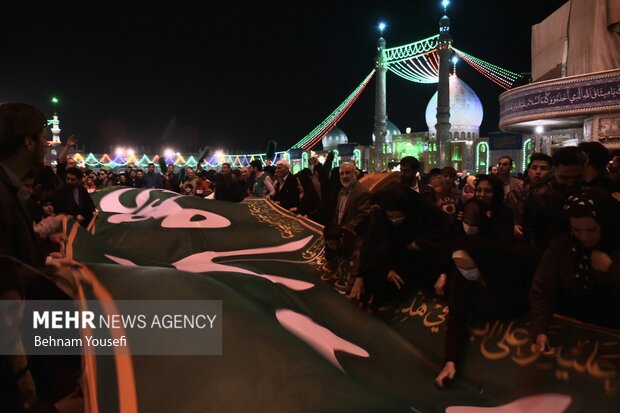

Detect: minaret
435,1,452,167
50,115,61,144
373,23,388,172
50,96,61,145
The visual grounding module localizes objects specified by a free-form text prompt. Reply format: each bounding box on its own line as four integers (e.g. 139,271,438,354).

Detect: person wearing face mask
364,183,454,306
436,174,539,388
530,189,620,354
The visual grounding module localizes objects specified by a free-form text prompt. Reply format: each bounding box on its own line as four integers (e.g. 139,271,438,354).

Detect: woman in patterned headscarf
530,188,620,353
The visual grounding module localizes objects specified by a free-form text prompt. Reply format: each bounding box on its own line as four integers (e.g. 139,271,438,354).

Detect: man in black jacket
0,103,49,266
271,160,299,210
57,167,96,227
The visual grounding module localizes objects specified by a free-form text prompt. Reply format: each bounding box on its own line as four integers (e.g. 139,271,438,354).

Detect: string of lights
452,47,523,90
68,35,524,167
291,70,376,150
383,34,439,63
387,50,440,83
72,151,289,169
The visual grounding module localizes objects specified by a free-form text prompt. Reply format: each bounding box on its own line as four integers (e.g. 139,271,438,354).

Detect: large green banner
64,188,618,412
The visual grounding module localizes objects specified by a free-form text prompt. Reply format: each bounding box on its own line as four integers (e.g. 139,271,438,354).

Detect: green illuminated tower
436,2,452,167
373,24,388,171
50,96,61,145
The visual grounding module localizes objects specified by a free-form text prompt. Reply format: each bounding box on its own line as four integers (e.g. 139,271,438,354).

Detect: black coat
272,174,299,210
56,184,96,227
0,166,45,266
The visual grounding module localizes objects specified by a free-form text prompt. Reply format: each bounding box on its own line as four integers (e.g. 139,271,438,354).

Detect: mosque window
353,149,361,169
451,145,462,162
522,138,533,172
476,142,490,174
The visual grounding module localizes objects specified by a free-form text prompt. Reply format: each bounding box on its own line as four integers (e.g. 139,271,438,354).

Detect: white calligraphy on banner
276,308,369,371
173,236,315,291
99,188,231,228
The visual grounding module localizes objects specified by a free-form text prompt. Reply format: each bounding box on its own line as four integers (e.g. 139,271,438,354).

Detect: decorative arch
292,162,302,175
353,149,361,169
475,141,490,174
522,138,533,172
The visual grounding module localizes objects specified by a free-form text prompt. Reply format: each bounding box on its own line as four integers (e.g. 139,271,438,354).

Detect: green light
353,149,361,169
476,142,490,174
51,96,59,104
522,139,533,172
292,70,375,150
384,34,438,63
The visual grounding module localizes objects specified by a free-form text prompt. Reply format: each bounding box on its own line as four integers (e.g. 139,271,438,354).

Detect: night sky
2,0,569,154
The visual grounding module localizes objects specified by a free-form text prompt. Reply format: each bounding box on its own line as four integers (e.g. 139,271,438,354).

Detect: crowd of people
319,146,620,389
2,101,620,411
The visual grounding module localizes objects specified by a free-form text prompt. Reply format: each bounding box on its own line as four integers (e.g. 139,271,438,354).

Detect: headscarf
563,189,619,289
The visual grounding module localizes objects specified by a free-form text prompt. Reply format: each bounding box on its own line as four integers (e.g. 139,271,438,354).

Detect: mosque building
424,74,485,173
499,0,620,166
292,73,505,175
321,126,348,153
385,74,507,174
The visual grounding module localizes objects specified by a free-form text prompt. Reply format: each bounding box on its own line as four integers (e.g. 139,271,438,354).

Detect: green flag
64,187,618,412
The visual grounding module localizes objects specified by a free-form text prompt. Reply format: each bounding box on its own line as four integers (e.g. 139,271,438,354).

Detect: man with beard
162,164,180,193
497,155,524,199
578,141,612,191
335,163,371,236
0,103,50,265
0,102,82,272
57,167,96,228
143,163,164,189
399,156,436,204
505,153,552,239
523,147,585,251
180,167,199,195
0,104,83,412
323,163,370,279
